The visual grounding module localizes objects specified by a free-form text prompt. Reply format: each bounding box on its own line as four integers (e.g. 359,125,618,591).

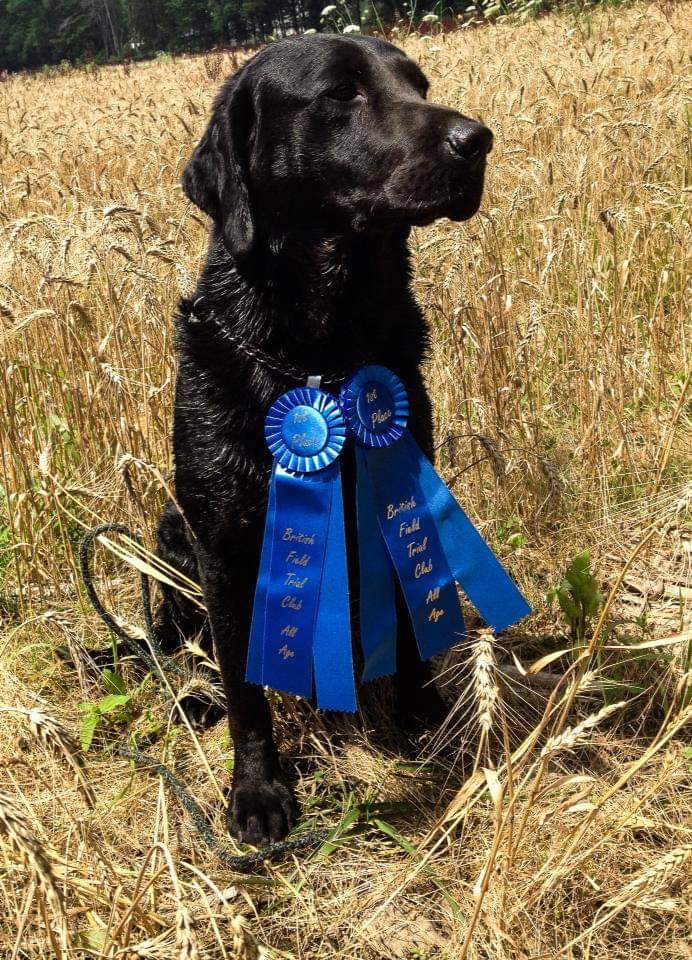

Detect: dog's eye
327,82,360,102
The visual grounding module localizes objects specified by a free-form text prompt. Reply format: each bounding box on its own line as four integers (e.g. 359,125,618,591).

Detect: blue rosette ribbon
341,365,531,680
246,386,356,711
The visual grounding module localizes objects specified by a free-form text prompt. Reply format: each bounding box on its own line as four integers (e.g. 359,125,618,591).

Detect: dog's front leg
196,545,298,845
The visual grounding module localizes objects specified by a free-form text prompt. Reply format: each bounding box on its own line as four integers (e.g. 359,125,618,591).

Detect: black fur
156,33,492,845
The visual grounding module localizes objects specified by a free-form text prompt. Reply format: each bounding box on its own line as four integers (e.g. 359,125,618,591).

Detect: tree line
0,0,436,72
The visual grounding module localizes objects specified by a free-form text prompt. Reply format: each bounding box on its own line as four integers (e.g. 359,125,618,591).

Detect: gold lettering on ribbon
371,408,392,429
398,516,421,538
406,536,428,559
291,432,321,450
285,550,311,567
278,644,295,660
425,585,445,623
386,496,417,520
284,573,309,588
282,527,316,545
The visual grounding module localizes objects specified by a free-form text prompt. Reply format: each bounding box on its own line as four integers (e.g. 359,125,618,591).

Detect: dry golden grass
0,3,690,957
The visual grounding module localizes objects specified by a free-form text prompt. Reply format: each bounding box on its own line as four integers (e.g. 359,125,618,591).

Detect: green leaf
684,746,692,773
315,805,362,860
101,668,127,695
507,532,526,549
97,692,131,714
72,916,106,952
80,710,100,751
549,550,604,639
556,584,580,624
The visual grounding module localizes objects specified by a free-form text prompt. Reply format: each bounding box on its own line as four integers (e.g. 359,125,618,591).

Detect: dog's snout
446,121,493,166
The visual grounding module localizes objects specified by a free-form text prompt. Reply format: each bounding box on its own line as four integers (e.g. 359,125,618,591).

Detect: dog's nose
446,121,493,166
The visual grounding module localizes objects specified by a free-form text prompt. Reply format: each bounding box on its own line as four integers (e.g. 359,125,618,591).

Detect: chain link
188,300,350,387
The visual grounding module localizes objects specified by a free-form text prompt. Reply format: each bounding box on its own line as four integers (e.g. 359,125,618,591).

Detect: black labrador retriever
155,33,492,845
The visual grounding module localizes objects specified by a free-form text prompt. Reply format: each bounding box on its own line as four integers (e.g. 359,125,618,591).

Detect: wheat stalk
176,902,200,960
0,789,65,923
627,896,682,913
559,840,692,955
471,629,499,735
539,701,626,760
606,843,692,907
231,914,266,960
0,706,96,808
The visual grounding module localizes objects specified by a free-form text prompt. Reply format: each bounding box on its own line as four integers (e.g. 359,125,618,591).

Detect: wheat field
0,3,690,957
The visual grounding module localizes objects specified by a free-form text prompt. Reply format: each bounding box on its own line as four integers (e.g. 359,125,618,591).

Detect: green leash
78,524,331,872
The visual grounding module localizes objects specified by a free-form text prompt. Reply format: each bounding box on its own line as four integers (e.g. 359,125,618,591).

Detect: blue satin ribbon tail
356,447,397,681
247,463,357,711
312,464,356,710
406,433,531,632
363,439,467,663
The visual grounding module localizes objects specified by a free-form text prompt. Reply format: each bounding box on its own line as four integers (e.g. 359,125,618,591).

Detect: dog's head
183,34,492,259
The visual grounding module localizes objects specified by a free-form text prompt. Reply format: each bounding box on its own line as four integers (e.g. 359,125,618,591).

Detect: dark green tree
0,0,470,72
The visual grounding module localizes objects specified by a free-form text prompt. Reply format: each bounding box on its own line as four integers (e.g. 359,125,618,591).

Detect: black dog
155,33,492,845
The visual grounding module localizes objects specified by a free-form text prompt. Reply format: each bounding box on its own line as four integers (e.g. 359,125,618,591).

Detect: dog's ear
182,74,255,260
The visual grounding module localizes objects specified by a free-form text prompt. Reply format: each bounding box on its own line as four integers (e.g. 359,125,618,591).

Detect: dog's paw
227,775,299,846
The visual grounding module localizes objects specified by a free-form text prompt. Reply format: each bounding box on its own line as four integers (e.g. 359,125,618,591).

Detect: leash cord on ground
78,523,331,872
116,744,331,870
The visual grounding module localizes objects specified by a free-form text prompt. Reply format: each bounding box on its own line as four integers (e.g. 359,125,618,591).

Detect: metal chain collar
188,299,350,387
